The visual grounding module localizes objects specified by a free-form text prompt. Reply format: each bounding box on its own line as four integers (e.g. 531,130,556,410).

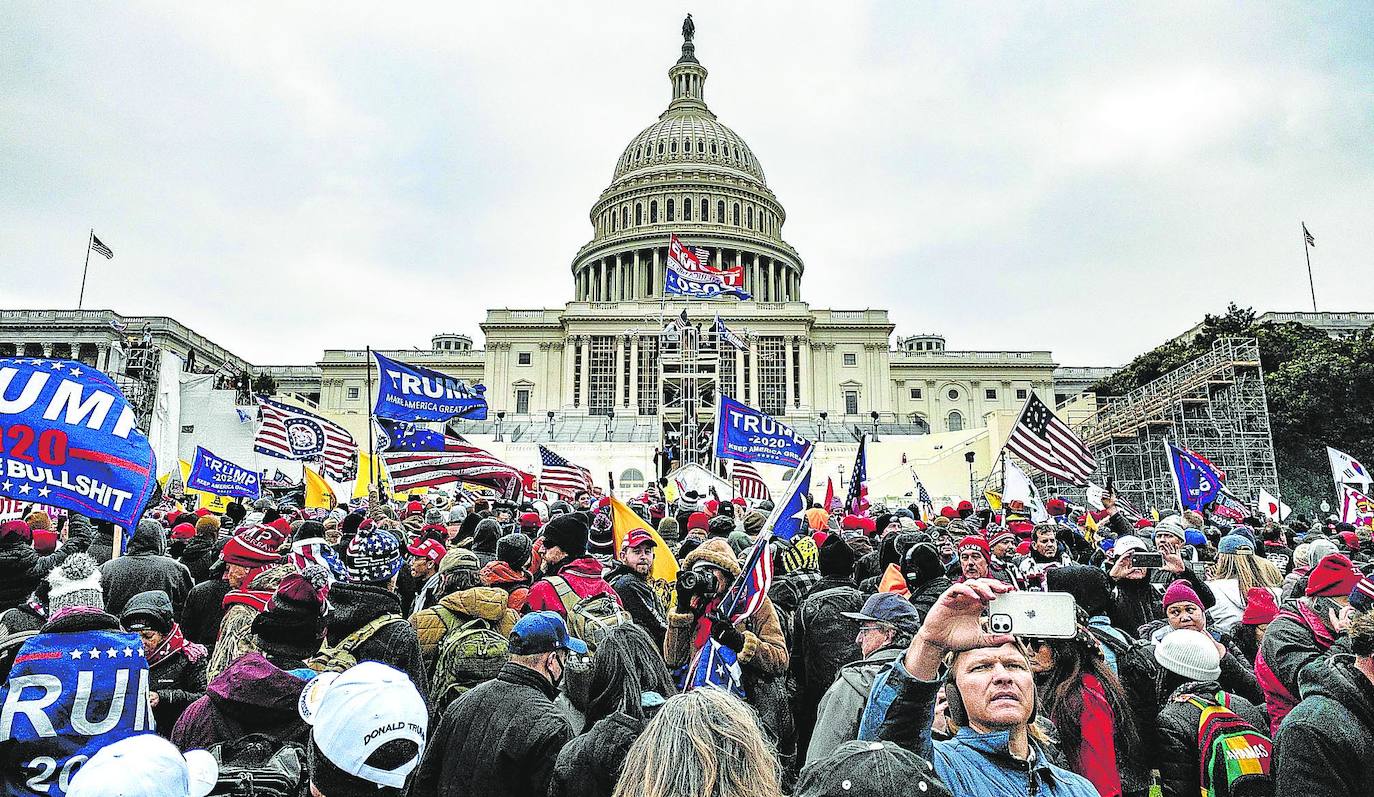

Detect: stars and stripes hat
47,553,103,613
345,528,404,584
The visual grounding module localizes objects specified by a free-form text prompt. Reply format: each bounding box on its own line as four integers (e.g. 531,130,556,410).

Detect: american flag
539,445,593,499
846,437,870,514
1004,392,1097,485
681,637,744,697
380,420,522,496
89,234,113,259
721,532,774,623
254,397,358,481
731,461,770,501
1303,222,1315,248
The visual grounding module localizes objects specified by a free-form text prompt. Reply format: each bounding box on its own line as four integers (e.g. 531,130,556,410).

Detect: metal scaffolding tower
1074,337,1279,513
112,335,162,434
659,318,719,469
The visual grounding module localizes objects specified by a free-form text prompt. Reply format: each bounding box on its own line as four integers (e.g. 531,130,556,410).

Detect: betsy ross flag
379,419,522,496
846,437,870,514
539,444,593,499
731,461,770,501
254,397,358,481
1004,393,1096,485
90,234,114,259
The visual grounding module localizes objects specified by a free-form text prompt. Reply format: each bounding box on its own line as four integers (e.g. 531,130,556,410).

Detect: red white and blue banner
1165,442,1223,511
372,351,487,422
186,446,260,499
663,234,750,300
714,394,810,468
0,358,157,529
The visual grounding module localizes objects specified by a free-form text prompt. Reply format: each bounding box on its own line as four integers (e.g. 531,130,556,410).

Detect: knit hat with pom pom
48,553,104,613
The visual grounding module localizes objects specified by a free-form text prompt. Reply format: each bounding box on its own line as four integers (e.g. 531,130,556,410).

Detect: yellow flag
984,490,1003,511
664,478,679,503
609,496,679,608
304,467,337,510
353,453,386,499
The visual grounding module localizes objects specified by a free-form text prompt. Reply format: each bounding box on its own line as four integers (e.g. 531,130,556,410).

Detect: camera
677,567,722,597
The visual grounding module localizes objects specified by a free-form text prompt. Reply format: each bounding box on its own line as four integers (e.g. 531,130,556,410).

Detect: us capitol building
2,22,1101,500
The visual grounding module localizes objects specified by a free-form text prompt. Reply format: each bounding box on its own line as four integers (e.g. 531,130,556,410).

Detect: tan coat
409,585,518,664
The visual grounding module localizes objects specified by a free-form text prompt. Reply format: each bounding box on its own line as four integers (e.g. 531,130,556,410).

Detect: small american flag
721,531,774,623
254,397,358,481
1303,222,1315,248
846,437,870,514
1004,392,1096,485
539,444,594,499
89,234,113,259
731,461,770,501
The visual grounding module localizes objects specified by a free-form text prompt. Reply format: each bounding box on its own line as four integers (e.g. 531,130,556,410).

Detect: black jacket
908,576,952,623
1155,680,1268,797
0,601,45,637
607,562,667,650
1109,567,1214,637
178,578,231,650
99,523,193,616
122,589,210,737
790,579,863,725
1274,654,1374,797
550,710,652,797
323,581,428,702
411,662,574,797
86,521,119,565
0,513,93,612
178,536,220,584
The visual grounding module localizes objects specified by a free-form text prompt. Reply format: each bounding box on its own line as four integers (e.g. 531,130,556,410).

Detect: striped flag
254,397,358,481
1303,222,1315,247
731,461,770,501
539,445,593,499
89,234,114,259
380,420,522,496
1004,393,1096,485
846,437,870,514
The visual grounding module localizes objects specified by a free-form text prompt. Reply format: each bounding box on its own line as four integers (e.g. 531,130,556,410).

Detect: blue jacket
878,670,1100,797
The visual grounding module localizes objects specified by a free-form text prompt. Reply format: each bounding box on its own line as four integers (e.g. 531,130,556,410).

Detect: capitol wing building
1,25,1073,503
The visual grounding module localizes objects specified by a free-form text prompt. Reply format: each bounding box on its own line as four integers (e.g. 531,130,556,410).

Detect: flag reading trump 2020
186,446,260,499
0,358,157,529
714,394,810,468
373,351,488,422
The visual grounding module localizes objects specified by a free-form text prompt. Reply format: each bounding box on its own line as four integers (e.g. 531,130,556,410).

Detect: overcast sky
3,2,1371,368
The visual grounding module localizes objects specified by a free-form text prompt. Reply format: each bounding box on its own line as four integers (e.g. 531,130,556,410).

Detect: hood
1298,654,1374,725
438,586,511,622
128,520,166,556
480,560,530,586
120,589,174,626
680,538,741,579
473,519,503,554
325,581,402,636
207,651,306,713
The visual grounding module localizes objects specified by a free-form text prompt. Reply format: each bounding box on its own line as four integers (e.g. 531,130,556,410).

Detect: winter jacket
99,522,194,616
663,541,789,678
178,577,231,650
178,536,220,584
408,585,518,668
550,709,654,797
122,590,209,736
0,512,93,611
768,568,823,643
1274,654,1374,797
1154,680,1268,797
808,645,904,761
410,662,573,797
479,560,532,612
527,557,622,617
1255,599,1347,734
170,651,307,751
607,561,667,649
323,581,429,702
878,672,1100,797
86,521,119,564
1109,567,1214,637
791,577,864,757
907,576,951,624
205,563,293,680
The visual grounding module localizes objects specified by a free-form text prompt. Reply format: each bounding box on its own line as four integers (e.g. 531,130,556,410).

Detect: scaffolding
111,336,162,434
659,318,719,469
1073,337,1279,513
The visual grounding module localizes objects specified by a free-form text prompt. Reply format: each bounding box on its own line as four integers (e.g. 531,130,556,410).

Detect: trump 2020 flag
663,234,751,300
373,351,487,422
714,394,811,468
0,627,154,797
1165,442,1223,511
186,446,260,499
0,357,157,529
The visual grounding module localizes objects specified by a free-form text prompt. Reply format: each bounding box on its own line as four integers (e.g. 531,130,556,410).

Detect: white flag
1327,446,1372,491
1258,488,1290,522
1003,460,1048,523
1340,484,1374,528
1085,481,1107,511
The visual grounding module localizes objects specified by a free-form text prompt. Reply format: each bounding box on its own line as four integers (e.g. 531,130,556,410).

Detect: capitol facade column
782,336,794,415
562,336,577,408
613,336,625,409
579,336,592,410
628,335,640,412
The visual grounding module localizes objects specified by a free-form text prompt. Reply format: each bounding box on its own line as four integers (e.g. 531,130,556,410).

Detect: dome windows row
617,134,755,176
597,194,777,237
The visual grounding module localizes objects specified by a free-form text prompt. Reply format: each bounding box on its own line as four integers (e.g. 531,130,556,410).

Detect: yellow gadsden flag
608,496,679,607
304,466,337,510
352,453,387,500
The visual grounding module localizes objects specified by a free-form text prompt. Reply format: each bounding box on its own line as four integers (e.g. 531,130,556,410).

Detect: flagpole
1303,223,1317,312
78,229,93,310
366,346,377,495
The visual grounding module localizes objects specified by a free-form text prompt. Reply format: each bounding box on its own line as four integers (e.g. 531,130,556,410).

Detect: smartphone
1128,551,1164,569
987,592,1078,639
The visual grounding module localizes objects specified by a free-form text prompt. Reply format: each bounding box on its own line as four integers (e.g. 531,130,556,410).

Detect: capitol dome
571,21,804,304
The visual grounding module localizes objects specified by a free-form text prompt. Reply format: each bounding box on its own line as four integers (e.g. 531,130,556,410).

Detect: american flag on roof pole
1002,392,1097,485
539,445,594,499
846,436,870,514
253,397,359,481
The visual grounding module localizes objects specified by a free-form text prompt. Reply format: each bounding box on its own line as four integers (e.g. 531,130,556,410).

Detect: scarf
692,597,724,650
221,564,272,612
147,622,207,667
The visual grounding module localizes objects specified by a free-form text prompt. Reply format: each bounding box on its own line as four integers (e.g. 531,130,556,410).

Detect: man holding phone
1107,534,1215,637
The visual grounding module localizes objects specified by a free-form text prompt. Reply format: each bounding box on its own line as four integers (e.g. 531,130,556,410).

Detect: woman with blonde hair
1206,533,1283,630
611,687,783,797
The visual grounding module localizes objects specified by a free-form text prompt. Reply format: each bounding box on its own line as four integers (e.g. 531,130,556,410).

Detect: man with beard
608,528,666,648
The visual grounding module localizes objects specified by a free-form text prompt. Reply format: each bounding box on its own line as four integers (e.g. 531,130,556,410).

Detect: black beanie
818,535,856,578
1045,563,1113,617
901,542,945,589
225,501,247,523
294,520,325,542
340,513,364,537
542,514,589,559
707,516,735,539
253,570,327,644
496,532,533,568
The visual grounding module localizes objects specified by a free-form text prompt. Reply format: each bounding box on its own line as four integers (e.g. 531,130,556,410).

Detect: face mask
548,652,565,689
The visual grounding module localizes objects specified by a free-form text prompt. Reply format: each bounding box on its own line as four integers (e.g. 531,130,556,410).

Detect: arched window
619,468,646,491
746,207,753,229
697,139,705,153
718,200,725,222
683,138,690,153
622,206,628,227
635,204,642,225
658,142,664,155
650,201,658,223
701,198,708,220
666,198,674,221
711,142,718,156
683,197,692,221
947,411,964,432
611,213,617,232
732,203,740,226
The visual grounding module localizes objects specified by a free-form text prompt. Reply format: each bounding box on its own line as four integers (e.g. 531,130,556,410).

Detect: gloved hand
708,614,746,653
676,580,698,614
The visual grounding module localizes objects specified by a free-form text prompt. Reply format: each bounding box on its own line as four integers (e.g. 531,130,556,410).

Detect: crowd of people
2,482,1373,797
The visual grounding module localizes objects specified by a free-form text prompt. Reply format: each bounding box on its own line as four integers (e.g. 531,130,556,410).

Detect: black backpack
207,734,307,797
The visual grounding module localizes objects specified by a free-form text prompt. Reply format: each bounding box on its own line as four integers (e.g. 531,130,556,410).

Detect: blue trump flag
186,446,260,499
0,358,157,530
714,394,811,468
1165,441,1223,511
372,351,487,422
0,627,154,797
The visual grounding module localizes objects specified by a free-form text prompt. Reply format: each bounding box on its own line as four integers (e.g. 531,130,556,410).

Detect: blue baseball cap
841,592,922,633
509,610,588,655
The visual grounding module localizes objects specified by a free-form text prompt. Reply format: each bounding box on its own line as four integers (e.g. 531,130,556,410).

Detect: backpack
547,575,632,653
1184,691,1274,797
207,734,307,797
306,614,405,674
429,606,509,710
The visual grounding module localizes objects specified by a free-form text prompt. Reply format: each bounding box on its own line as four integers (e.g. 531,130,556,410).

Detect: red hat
705,500,719,514
1241,588,1280,625
1006,499,1027,513
687,512,711,531
406,538,446,564
939,506,958,519
1306,553,1361,598
0,519,32,544
957,500,973,511
519,512,542,529
1339,530,1360,550
419,523,448,541
623,528,657,550
989,529,1017,549
1016,540,1032,556
170,522,197,541
1134,518,1155,530
813,530,830,547
1162,580,1203,610
731,498,747,507
858,517,878,535
1046,498,1068,516
31,529,58,555
957,535,990,561
222,523,287,567
1008,520,1034,538
912,520,928,530
266,517,292,538
841,515,863,531
405,500,424,517
195,507,211,517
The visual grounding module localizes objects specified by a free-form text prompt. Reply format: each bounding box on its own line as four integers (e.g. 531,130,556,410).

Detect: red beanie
813,531,830,548
1134,518,1155,530
957,535,990,561
1306,553,1361,598
687,512,711,531
267,517,292,537
31,529,58,555
1162,580,1203,611
1241,588,1280,625
841,515,863,531
0,519,32,544
858,517,878,536
1046,498,1068,516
